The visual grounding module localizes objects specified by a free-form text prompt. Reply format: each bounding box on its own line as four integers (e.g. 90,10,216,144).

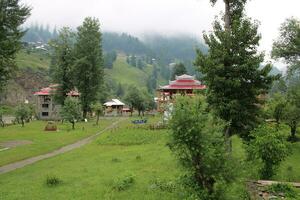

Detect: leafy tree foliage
0,0,30,91
116,83,124,97
195,0,275,141
283,86,300,140
265,93,286,128
49,27,76,105
103,50,117,69
124,86,154,116
91,102,103,125
272,18,300,76
60,97,82,129
247,125,290,179
15,103,31,127
73,17,104,118
169,96,233,198
0,106,4,127
171,63,187,80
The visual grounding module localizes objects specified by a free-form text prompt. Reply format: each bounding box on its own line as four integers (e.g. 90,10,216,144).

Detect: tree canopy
0,0,30,91
272,18,300,76
49,27,76,105
195,0,275,141
73,17,104,118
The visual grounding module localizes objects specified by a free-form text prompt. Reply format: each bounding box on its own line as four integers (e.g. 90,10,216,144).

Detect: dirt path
0,118,124,175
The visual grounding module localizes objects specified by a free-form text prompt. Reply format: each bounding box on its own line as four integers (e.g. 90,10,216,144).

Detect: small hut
103,99,125,116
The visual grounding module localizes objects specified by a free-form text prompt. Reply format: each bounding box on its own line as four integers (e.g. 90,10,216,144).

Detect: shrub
149,178,176,192
247,125,290,179
169,96,234,198
46,175,62,187
111,158,121,163
113,173,135,191
267,183,298,198
135,155,142,160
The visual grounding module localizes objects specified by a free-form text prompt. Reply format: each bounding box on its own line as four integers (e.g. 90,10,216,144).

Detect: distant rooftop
158,74,206,90
34,84,80,96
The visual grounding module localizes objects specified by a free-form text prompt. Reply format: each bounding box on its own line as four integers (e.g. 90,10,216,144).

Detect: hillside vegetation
105,54,165,89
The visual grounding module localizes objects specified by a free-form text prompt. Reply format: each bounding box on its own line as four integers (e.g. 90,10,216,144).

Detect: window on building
42,104,49,108
42,112,49,116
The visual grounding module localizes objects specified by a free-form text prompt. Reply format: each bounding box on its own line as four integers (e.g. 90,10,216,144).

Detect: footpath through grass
1,118,300,199
0,117,183,200
0,118,116,166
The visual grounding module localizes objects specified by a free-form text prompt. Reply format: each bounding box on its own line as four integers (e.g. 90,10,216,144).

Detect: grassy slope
0,119,115,166
16,50,50,70
0,118,181,200
105,54,167,90
16,50,164,89
105,55,152,89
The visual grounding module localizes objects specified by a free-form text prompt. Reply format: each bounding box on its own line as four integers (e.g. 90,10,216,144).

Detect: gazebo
156,74,206,112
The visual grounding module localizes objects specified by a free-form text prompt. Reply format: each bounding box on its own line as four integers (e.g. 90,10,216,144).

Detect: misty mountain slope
105,54,164,89
16,50,50,70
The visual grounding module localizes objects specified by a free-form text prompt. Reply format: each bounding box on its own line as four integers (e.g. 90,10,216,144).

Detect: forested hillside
1,25,281,107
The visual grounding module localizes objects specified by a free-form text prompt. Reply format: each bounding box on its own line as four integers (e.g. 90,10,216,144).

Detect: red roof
34,84,80,96
158,74,206,90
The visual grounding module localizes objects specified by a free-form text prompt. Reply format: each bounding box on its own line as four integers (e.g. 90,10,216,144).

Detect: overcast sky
22,0,300,71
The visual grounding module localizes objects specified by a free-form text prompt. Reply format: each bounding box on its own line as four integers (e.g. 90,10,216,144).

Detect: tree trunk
96,114,99,125
290,122,297,140
224,0,231,31
21,119,24,127
83,108,87,119
138,110,141,116
225,124,232,152
72,121,75,130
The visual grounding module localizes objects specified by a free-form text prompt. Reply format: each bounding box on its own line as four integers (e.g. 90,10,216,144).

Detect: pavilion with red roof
156,74,206,111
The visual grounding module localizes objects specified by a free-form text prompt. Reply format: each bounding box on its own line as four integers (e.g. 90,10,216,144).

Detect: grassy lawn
0,118,116,166
0,117,182,200
1,118,300,199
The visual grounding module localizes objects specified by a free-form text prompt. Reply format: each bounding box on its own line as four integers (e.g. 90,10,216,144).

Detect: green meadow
0,118,300,199
0,119,115,166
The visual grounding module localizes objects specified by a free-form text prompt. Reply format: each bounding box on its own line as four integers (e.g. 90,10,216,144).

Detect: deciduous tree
74,17,104,118
169,96,233,198
195,0,275,143
91,102,103,125
15,104,31,127
49,27,76,105
272,18,300,76
247,125,290,179
171,63,187,80
60,97,82,129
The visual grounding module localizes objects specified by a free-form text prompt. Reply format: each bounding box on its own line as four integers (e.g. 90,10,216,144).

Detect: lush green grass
0,119,116,166
0,118,182,200
16,50,50,70
105,55,167,89
105,55,150,88
1,119,300,199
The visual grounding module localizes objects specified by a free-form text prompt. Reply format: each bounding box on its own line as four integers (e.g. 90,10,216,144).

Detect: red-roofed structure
156,74,206,112
34,84,80,120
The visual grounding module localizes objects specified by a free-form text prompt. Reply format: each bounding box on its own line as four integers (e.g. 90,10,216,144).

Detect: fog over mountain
22,0,300,71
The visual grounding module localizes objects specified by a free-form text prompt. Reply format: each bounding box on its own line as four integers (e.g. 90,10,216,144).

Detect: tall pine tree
0,0,30,91
74,17,104,118
49,27,75,105
195,0,275,141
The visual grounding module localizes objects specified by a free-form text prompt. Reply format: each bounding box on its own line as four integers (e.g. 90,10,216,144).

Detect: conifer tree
196,0,275,141
73,17,104,118
0,0,30,91
49,27,75,105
